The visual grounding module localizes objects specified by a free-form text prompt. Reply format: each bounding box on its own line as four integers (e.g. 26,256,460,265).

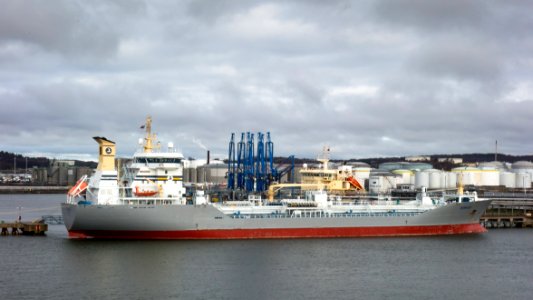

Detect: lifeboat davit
346,176,365,191
68,175,88,197
134,186,158,197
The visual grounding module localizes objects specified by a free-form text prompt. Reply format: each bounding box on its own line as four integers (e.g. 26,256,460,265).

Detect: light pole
17,206,22,222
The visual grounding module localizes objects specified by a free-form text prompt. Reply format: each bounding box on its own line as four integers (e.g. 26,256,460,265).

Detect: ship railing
335,199,406,206
117,197,178,206
229,211,422,219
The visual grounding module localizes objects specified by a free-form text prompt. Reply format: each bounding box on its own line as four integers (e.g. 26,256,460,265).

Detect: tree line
0,151,97,171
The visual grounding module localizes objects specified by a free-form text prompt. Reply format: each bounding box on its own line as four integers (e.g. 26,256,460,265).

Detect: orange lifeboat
346,176,365,191
68,176,88,197
134,185,158,197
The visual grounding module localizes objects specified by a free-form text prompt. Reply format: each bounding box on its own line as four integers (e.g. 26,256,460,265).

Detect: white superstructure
68,116,187,206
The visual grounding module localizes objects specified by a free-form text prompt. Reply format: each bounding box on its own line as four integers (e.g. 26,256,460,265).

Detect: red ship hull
68,223,487,239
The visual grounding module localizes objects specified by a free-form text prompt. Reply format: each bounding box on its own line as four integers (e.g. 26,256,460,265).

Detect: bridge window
135,158,182,164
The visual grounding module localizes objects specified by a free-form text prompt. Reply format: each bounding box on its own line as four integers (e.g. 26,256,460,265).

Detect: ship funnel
93,136,116,171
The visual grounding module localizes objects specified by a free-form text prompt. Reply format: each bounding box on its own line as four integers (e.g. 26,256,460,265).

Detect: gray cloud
408,37,502,82
374,0,489,31
0,1,127,60
1,0,532,161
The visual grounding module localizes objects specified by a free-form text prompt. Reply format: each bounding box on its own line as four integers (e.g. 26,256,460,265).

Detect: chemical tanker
61,118,491,239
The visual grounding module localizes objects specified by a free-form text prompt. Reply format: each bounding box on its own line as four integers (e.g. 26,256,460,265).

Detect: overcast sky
1,0,532,161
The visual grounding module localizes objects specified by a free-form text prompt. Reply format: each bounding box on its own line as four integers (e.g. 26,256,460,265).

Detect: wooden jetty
0,221,48,236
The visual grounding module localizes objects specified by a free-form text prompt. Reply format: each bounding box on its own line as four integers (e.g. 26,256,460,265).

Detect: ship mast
457,172,464,195
143,116,158,153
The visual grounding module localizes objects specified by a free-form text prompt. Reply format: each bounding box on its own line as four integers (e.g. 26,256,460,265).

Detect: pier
0,185,69,194
0,221,48,236
480,198,533,228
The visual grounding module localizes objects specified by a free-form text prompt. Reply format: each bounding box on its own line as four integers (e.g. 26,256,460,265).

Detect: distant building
32,163,93,186
462,163,477,167
405,156,431,162
437,158,463,164
51,160,75,168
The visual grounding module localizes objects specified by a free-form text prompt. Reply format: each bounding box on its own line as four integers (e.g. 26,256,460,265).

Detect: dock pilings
0,221,48,236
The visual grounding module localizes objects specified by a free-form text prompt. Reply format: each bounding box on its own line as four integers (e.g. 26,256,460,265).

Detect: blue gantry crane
227,131,294,193
236,133,245,190
255,133,266,192
244,133,255,191
227,133,236,190
266,132,275,179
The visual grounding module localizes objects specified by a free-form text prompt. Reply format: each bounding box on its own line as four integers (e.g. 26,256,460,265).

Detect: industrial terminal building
184,157,532,195
31,160,93,186
28,156,533,197
365,160,533,194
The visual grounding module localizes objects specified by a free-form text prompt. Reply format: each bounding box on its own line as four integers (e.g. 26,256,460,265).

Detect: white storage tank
378,162,405,171
392,169,413,185
183,168,190,183
369,174,399,194
385,174,400,192
512,161,533,182
515,173,532,188
414,171,429,188
293,166,303,183
479,161,506,170
196,166,206,183
353,167,371,182
347,162,371,168
189,168,197,183
369,175,382,194
187,159,207,183
204,163,227,184
407,162,433,171
452,167,479,186
500,172,516,188
379,162,434,172
439,172,457,189
426,169,442,189
465,171,478,185
479,168,500,186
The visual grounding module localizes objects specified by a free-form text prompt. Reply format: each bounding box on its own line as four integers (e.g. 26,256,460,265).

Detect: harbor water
1,194,532,300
